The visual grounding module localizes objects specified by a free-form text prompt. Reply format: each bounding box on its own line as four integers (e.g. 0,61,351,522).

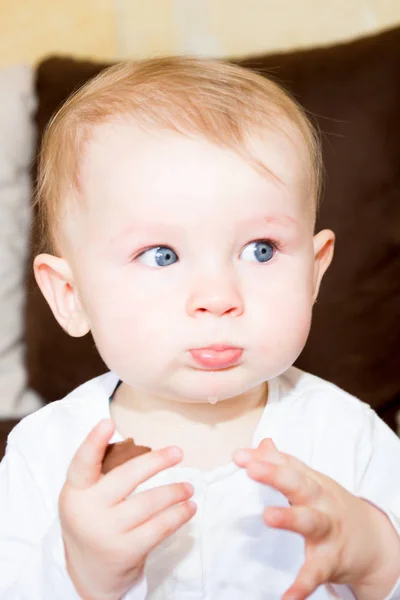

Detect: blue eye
241,240,275,263
138,246,178,267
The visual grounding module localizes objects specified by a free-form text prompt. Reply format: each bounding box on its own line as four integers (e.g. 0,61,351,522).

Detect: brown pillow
27,59,109,404
26,26,400,428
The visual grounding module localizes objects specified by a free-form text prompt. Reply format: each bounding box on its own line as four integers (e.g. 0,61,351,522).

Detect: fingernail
167,446,182,459
184,482,194,495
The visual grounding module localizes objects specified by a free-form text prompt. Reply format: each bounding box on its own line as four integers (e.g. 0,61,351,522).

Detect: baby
0,56,399,600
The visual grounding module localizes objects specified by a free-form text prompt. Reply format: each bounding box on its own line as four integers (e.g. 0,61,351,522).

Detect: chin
172,369,262,403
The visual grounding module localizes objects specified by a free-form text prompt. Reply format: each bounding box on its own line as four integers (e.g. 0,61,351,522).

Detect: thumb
67,419,115,489
258,437,282,461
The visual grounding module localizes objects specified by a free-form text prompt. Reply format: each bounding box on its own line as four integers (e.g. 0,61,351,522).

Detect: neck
112,381,268,428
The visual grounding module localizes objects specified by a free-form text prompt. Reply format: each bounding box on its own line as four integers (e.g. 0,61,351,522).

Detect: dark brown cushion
26,26,400,428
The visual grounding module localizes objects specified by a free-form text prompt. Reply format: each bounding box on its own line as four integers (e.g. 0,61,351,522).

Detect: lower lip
189,347,243,369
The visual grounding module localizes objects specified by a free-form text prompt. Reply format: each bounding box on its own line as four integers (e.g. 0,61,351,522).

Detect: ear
312,229,335,303
33,254,90,337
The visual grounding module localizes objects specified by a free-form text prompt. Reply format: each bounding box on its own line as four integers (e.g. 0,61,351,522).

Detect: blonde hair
36,56,322,253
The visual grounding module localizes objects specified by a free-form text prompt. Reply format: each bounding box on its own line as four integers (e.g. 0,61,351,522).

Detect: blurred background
2,0,400,66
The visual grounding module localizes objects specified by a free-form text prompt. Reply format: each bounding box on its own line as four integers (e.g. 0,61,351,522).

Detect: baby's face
42,122,334,403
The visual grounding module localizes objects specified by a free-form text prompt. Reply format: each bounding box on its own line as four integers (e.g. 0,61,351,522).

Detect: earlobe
312,230,335,303
33,254,90,338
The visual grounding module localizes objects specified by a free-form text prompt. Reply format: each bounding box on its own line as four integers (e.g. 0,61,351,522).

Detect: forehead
66,120,313,244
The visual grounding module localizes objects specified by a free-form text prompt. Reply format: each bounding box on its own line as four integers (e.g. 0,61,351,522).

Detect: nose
186,273,244,318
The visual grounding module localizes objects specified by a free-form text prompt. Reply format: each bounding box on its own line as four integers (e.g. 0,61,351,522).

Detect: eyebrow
109,222,183,248
239,214,298,230
110,213,297,248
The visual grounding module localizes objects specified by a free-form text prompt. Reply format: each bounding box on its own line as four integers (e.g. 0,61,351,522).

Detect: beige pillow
0,65,43,417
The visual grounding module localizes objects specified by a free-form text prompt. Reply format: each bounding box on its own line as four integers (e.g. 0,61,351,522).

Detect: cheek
258,294,312,352
82,274,178,361
249,260,314,353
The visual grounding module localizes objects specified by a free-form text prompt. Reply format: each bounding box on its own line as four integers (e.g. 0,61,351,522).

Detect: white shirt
0,367,399,600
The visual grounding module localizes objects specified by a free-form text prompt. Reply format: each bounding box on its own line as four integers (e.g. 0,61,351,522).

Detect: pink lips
189,345,243,369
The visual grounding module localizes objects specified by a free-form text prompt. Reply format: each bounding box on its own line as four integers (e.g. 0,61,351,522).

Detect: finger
233,438,284,467
283,563,327,600
126,499,197,561
232,448,253,467
256,440,308,472
67,419,116,489
257,438,282,460
264,506,331,540
113,482,194,531
96,446,184,505
247,461,321,505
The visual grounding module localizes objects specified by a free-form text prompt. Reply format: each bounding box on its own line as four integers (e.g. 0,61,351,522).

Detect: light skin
34,122,400,599
234,439,400,600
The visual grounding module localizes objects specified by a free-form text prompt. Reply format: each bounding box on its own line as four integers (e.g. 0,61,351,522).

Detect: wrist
64,544,123,600
351,500,400,600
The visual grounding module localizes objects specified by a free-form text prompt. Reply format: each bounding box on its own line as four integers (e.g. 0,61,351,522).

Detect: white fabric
0,64,43,417
0,367,399,599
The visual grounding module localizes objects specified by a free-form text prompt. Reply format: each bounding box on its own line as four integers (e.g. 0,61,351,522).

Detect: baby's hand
60,419,196,600
233,439,400,600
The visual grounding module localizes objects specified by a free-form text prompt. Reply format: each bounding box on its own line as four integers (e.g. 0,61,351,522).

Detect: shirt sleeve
381,513,400,600
0,433,147,600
